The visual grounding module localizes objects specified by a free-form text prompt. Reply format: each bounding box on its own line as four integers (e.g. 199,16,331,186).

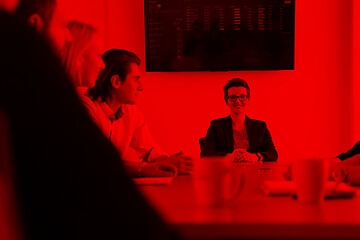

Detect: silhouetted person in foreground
0,4,182,240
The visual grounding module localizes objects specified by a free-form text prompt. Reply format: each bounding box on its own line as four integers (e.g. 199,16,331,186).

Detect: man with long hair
85,49,193,176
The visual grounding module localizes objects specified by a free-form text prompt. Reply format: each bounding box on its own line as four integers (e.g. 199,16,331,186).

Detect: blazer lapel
245,116,257,152
224,115,234,153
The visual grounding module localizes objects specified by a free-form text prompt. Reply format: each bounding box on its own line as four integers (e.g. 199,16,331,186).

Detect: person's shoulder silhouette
0,11,181,240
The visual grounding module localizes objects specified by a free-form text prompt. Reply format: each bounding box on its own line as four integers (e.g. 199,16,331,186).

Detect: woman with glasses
200,78,278,162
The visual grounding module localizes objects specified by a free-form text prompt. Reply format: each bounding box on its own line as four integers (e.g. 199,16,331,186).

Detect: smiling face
113,63,143,105
226,86,249,115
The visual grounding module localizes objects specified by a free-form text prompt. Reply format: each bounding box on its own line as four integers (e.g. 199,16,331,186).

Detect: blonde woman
62,20,105,88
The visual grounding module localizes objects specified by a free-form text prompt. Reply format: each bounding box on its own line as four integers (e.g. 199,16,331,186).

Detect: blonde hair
62,20,97,87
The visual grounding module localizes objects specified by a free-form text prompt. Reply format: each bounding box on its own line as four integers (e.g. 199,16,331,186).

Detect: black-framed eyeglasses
227,94,249,102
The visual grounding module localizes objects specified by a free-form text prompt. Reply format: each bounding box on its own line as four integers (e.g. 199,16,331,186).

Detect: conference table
137,162,360,240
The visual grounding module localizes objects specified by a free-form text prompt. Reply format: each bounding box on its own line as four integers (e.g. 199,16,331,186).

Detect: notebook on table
132,176,174,185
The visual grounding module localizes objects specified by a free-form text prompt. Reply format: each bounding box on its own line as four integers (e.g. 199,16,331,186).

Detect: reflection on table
137,162,360,240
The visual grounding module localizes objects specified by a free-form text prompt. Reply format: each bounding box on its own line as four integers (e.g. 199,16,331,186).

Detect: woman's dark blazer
200,115,278,161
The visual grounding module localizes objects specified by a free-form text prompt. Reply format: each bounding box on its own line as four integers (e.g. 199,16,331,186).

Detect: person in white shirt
84,49,192,175
61,23,177,177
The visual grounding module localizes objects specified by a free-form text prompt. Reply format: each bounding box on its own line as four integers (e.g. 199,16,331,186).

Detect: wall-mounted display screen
145,0,295,71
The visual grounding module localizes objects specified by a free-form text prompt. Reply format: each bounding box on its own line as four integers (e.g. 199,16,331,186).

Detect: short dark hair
223,78,250,102
87,49,141,102
14,0,56,30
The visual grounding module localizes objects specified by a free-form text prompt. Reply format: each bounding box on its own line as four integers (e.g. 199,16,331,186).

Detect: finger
244,155,252,161
157,170,176,177
184,161,193,166
159,163,177,173
178,166,192,174
179,170,192,175
238,154,246,161
181,160,193,167
173,157,192,167
159,166,177,175
170,151,183,157
181,164,193,172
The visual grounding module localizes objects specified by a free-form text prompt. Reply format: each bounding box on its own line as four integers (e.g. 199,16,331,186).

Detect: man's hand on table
139,162,177,177
232,149,258,162
155,152,193,175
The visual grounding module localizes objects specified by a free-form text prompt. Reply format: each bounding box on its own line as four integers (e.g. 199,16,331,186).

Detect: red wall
353,0,360,145
64,0,357,163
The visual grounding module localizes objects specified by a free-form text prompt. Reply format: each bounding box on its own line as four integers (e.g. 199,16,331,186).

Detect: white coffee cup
292,158,329,203
193,155,244,207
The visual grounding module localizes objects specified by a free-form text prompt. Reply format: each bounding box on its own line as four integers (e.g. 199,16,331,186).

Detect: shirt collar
98,101,124,123
110,107,124,122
